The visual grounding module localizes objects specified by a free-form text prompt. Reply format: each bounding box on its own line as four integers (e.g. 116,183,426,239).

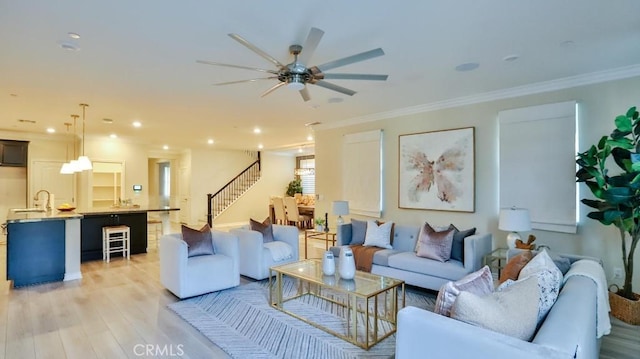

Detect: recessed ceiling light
68,32,81,39
455,62,479,72
46,127,55,133
502,54,520,62
258,144,264,149
132,121,142,128
328,97,343,104
298,148,303,153
9,94,17,97
207,139,214,145
305,121,321,127
109,134,117,139
560,40,575,48
306,135,313,141
102,118,114,124
253,127,261,134
162,145,169,150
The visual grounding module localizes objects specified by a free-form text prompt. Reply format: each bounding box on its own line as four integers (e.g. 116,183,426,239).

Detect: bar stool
102,225,130,263
147,218,163,248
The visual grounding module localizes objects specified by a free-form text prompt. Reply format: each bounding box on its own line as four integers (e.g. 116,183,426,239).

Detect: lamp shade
60,162,75,174
76,155,93,171
499,207,531,232
332,201,349,216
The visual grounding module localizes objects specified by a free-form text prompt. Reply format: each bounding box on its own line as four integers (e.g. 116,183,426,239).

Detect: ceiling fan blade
297,27,324,65
214,77,278,86
322,73,388,81
299,87,311,102
316,48,385,72
196,60,278,74
228,33,286,69
261,82,286,98
313,80,356,96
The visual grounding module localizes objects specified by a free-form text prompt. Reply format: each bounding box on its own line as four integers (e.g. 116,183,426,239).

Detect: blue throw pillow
451,225,476,262
350,219,367,245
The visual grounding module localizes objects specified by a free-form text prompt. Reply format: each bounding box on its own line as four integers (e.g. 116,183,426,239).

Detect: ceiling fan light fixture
287,74,305,91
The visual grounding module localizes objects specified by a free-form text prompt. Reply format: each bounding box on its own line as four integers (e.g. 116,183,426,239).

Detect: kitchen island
6,206,178,287
6,209,82,287
79,206,178,262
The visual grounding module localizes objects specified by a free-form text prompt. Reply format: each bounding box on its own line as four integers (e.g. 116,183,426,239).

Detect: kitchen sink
12,208,46,213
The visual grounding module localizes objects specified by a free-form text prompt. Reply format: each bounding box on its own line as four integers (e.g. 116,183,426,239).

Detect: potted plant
286,179,303,197
314,218,326,232
576,105,640,325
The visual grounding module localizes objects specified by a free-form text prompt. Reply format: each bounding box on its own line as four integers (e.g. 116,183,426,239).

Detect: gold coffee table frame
269,260,405,350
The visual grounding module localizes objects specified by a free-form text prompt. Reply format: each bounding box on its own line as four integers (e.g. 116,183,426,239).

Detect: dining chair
273,197,287,225
284,196,311,228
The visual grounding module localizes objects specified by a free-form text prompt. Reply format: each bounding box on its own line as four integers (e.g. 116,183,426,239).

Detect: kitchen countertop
6,206,179,223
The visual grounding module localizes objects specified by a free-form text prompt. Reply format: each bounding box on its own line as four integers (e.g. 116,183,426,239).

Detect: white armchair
231,224,299,280
159,230,240,299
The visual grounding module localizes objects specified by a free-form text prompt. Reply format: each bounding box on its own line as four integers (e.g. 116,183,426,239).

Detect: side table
483,247,508,278
304,230,337,259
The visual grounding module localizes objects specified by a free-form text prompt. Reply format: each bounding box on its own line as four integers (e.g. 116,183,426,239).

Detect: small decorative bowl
57,207,76,212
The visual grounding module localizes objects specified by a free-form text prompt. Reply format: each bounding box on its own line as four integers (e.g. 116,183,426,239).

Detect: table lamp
499,207,531,249
332,201,349,225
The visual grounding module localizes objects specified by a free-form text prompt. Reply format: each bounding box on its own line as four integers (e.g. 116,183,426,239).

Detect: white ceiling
1,1,639,153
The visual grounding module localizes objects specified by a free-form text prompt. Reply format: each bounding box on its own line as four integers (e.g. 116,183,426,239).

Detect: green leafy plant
285,179,303,197
314,217,325,226
576,106,640,300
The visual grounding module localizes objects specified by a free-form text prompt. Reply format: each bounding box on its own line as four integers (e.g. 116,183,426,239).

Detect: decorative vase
316,224,324,232
322,251,335,276
609,291,640,325
338,247,356,280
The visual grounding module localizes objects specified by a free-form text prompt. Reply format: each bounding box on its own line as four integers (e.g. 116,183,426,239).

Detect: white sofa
396,253,603,359
231,224,299,280
160,230,240,299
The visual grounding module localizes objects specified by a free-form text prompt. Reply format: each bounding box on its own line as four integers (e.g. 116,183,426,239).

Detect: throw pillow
546,250,572,275
181,224,215,257
434,265,493,317
363,220,394,249
416,222,455,262
350,219,368,245
450,225,476,262
451,276,540,341
499,251,533,284
250,217,275,243
415,222,452,252
518,249,563,323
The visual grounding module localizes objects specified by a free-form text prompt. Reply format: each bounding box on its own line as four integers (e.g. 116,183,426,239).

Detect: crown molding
321,64,640,130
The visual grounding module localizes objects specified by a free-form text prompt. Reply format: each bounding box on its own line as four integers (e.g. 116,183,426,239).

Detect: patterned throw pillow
517,249,563,323
451,276,540,341
499,251,533,284
416,222,455,262
363,220,394,249
181,223,215,257
434,265,494,317
450,225,476,262
250,218,275,243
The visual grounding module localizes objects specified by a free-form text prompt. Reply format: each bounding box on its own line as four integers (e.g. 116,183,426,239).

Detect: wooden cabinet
0,140,28,167
91,161,124,207
80,212,147,262
7,220,65,287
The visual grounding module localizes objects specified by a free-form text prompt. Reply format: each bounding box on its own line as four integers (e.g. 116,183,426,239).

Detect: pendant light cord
79,103,89,156
71,114,79,158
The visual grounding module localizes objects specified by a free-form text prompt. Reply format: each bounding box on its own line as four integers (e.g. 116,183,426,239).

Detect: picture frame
398,127,475,212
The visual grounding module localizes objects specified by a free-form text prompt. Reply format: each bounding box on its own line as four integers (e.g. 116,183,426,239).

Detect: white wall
315,75,640,288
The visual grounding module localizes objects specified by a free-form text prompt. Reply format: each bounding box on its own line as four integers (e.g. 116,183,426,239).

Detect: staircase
207,151,260,226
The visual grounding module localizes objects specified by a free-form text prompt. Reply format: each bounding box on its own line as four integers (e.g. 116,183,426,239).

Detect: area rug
168,279,435,359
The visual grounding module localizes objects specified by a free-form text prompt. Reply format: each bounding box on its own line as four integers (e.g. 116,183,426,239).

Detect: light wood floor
0,227,637,358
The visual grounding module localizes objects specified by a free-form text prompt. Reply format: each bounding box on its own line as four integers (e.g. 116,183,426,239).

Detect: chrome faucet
34,189,52,211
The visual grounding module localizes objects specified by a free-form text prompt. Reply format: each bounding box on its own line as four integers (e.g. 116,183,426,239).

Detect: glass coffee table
269,259,405,350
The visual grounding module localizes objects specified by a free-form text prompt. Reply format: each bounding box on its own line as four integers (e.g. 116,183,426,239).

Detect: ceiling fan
197,27,388,102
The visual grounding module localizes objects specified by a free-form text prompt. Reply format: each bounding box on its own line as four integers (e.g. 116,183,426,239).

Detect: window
499,101,577,233
296,156,315,194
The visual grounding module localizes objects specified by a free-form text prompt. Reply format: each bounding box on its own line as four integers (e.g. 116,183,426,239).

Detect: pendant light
76,103,92,171
60,120,75,174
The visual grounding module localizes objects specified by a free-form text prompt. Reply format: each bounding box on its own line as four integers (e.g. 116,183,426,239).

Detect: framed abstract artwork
398,127,475,212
